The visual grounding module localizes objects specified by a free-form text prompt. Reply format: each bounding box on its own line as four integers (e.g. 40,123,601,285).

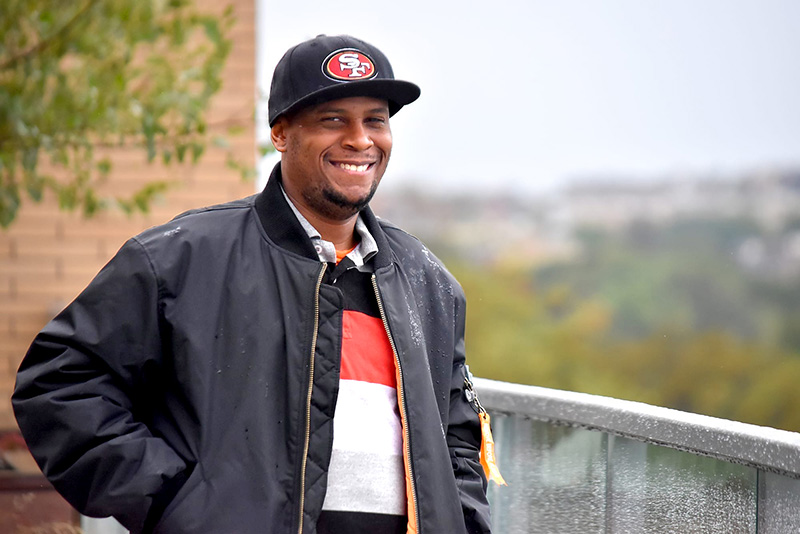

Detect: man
13,35,492,533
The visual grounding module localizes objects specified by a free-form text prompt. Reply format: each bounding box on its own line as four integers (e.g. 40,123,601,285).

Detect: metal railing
475,378,800,533
81,378,800,533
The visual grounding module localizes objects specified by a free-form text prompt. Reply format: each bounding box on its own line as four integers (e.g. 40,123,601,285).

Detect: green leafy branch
0,0,253,228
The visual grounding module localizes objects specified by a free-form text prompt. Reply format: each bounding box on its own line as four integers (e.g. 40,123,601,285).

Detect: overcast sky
256,0,800,195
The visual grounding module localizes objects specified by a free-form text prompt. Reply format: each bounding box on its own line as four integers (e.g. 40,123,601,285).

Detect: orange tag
479,412,507,486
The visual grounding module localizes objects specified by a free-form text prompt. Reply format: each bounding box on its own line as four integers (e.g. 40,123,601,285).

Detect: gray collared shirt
281,186,378,267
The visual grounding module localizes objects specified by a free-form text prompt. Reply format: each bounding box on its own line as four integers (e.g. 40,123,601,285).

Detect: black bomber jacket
12,164,492,534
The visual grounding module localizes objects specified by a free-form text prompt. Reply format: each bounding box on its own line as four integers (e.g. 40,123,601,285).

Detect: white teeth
339,163,370,172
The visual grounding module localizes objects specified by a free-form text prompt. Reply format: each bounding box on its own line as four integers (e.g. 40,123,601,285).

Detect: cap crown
268,35,420,125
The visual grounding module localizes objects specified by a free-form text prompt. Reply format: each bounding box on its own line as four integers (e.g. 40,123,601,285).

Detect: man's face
271,96,393,222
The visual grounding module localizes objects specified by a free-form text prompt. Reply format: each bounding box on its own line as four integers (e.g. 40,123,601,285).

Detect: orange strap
479,412,507,486
464,369,507,486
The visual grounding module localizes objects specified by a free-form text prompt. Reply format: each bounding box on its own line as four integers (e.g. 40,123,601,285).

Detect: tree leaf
0,0,244,228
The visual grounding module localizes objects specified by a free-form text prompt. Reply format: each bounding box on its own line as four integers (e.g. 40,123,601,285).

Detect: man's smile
330,161,376,173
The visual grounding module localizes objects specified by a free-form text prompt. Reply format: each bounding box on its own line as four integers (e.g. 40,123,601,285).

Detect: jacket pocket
152,465,205,534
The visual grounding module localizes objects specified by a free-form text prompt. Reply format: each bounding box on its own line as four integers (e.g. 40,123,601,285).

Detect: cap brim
269,79,420,125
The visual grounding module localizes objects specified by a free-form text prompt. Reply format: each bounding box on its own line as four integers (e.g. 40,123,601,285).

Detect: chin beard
314,180,379,219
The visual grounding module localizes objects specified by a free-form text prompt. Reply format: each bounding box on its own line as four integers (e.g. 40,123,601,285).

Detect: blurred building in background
373,168,800,277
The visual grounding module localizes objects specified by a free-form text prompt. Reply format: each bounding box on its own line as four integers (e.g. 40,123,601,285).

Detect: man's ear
270,119,289,153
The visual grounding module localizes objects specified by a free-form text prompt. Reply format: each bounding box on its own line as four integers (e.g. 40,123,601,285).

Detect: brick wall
0,0,256,431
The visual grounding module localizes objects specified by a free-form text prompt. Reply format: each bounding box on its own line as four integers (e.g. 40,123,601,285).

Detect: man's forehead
301,96,391,116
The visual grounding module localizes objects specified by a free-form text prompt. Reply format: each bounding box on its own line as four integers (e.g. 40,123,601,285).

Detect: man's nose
342,123,374,151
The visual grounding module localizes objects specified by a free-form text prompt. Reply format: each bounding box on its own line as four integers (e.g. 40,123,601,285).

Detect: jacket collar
254,163,393,270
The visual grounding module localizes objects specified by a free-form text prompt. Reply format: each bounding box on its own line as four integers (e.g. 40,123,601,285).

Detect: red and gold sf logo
324,50,376,81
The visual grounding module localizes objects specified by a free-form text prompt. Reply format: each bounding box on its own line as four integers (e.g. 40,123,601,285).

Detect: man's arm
12,238,190,533
446,296,493,534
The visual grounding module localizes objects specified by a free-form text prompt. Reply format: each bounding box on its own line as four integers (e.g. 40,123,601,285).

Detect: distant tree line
442,216,800,432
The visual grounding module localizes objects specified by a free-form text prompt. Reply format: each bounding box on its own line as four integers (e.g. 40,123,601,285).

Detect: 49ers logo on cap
323,49,376,81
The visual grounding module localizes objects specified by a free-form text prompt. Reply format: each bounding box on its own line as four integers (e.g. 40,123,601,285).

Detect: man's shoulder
125,194,260,264
375,216,426,253
376,217,463,288
169,194,259,224
135,195,258,240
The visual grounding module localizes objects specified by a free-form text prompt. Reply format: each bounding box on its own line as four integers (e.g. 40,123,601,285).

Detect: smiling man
13,35,493,534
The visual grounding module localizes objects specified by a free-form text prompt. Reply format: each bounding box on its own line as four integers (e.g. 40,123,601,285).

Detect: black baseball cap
268,35,421,126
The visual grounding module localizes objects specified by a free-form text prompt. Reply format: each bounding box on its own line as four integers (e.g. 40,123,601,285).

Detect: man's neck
303,210,359,251
280,192,357,250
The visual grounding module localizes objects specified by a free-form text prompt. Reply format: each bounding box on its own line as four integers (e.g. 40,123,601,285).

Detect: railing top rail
474,377,800,477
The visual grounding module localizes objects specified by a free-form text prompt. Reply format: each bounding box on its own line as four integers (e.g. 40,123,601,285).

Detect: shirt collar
280,185,378,266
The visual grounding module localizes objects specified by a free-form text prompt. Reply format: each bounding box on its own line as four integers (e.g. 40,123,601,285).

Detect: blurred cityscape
375,168,800,277
375,167,800,433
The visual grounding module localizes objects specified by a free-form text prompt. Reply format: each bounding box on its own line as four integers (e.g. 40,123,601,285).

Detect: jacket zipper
297,264,327,534
371,274,420,533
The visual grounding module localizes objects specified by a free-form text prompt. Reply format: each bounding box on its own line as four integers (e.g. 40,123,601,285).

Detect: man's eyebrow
315,108,345,115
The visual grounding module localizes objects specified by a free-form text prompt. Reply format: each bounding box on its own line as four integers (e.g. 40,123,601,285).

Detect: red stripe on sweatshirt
340,310,396,388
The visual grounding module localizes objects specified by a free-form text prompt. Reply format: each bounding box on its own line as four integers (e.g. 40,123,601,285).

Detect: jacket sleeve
447,294,493,533
12,238,190,533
